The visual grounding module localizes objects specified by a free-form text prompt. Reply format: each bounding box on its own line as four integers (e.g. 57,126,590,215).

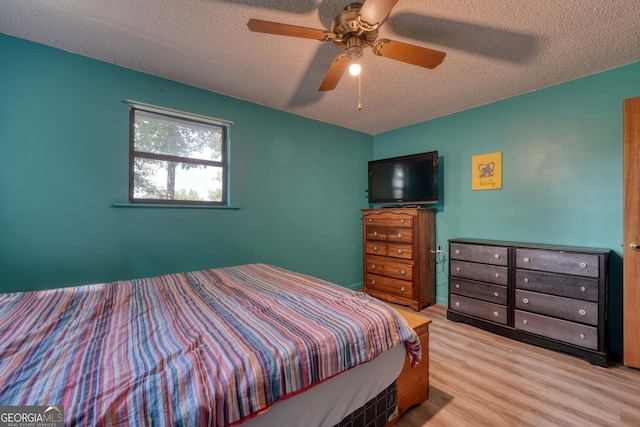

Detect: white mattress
239,344,406,427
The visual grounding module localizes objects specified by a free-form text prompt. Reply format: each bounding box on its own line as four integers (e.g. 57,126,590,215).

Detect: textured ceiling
1,0,639,135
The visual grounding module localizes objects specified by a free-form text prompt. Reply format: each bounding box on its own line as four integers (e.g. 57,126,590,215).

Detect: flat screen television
368,151,439,205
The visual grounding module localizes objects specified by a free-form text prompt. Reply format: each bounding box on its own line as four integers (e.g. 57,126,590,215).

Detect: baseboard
344,282,363,292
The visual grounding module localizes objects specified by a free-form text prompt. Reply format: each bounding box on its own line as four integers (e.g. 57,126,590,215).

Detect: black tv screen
368,151,439,205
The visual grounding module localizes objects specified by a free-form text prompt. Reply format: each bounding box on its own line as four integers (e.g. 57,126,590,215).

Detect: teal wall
373,61,640,355
2,32,637,356
0,34,372,293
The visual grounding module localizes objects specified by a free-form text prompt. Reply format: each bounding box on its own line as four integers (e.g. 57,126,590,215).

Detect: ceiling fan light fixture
346,36,364,59
349,63,361,76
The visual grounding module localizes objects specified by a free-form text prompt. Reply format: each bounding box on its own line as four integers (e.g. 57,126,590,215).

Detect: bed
0,264,421,426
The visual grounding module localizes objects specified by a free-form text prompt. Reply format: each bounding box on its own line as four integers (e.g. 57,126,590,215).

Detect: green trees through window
129,108,228,205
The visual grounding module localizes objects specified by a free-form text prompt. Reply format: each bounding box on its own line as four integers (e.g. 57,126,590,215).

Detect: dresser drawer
516,249,600,278
449,294,507,324
388,243,413,260
366,241,388,256
515,269,599,302
366,228,387,241
450,260,508,285
365,274,414,298
515,310,598,350
450,278,507,305
366,256,414,281
450,243,508,266
387,229,413,244
364,214,414,228
515,290,598,326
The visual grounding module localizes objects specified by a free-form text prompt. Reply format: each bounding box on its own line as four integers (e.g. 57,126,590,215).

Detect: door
623,97,640,368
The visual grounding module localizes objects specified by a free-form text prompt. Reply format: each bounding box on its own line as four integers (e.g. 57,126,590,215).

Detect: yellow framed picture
472,152,502,190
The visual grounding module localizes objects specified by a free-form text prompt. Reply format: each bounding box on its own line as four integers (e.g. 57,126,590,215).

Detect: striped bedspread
0,264,420,426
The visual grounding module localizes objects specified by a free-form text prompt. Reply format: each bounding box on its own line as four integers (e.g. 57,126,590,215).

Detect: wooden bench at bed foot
387,309,431,426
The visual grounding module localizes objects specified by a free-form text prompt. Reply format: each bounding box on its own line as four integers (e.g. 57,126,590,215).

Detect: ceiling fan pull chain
358,72,362,110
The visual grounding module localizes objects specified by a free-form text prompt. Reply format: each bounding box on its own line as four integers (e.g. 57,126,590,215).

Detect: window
128,102,231,206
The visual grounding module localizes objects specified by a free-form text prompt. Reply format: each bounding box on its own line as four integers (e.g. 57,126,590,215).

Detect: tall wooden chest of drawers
447,239,609,366
362,208,436,311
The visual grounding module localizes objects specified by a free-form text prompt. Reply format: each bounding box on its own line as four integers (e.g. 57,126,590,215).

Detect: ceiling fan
247,0,446,92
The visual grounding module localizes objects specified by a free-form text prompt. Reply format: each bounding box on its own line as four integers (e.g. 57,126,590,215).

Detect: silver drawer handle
400,269,407,275
373,246,379,251
373,231,378,237
368,218,373,222
579,262,587,269
370,265,377,270
523,319,528,325
523,257,530,263
456,267,461,272
399,287,406,293
495,273,500,278
579,333,586,339
580,286,586,292
400,219,405,223
524,277,530,283
455,284,460,289
455,302,461,307
494,292,499,297
397,249,403,255
494,254,500,259
455,249,460,255
522,298,529,304
397,233,403,238
493,311,499,317
370,280,376,285
579,309,587,316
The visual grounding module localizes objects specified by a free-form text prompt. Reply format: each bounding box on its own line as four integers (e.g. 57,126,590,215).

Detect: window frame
128,105,230,206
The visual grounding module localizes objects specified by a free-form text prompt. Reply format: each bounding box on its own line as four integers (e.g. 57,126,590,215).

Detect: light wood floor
393,304,640,427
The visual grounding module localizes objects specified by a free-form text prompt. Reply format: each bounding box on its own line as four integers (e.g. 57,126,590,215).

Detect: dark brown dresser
447,239,609,366
362,208,436,311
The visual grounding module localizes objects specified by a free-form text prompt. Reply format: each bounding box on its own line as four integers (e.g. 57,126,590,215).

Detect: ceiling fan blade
319,54,350,91
247,19,332,41
374,39,446,69
358,0,399,27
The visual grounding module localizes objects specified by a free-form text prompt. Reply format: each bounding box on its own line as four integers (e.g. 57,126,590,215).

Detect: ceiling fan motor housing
331,3,378,58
